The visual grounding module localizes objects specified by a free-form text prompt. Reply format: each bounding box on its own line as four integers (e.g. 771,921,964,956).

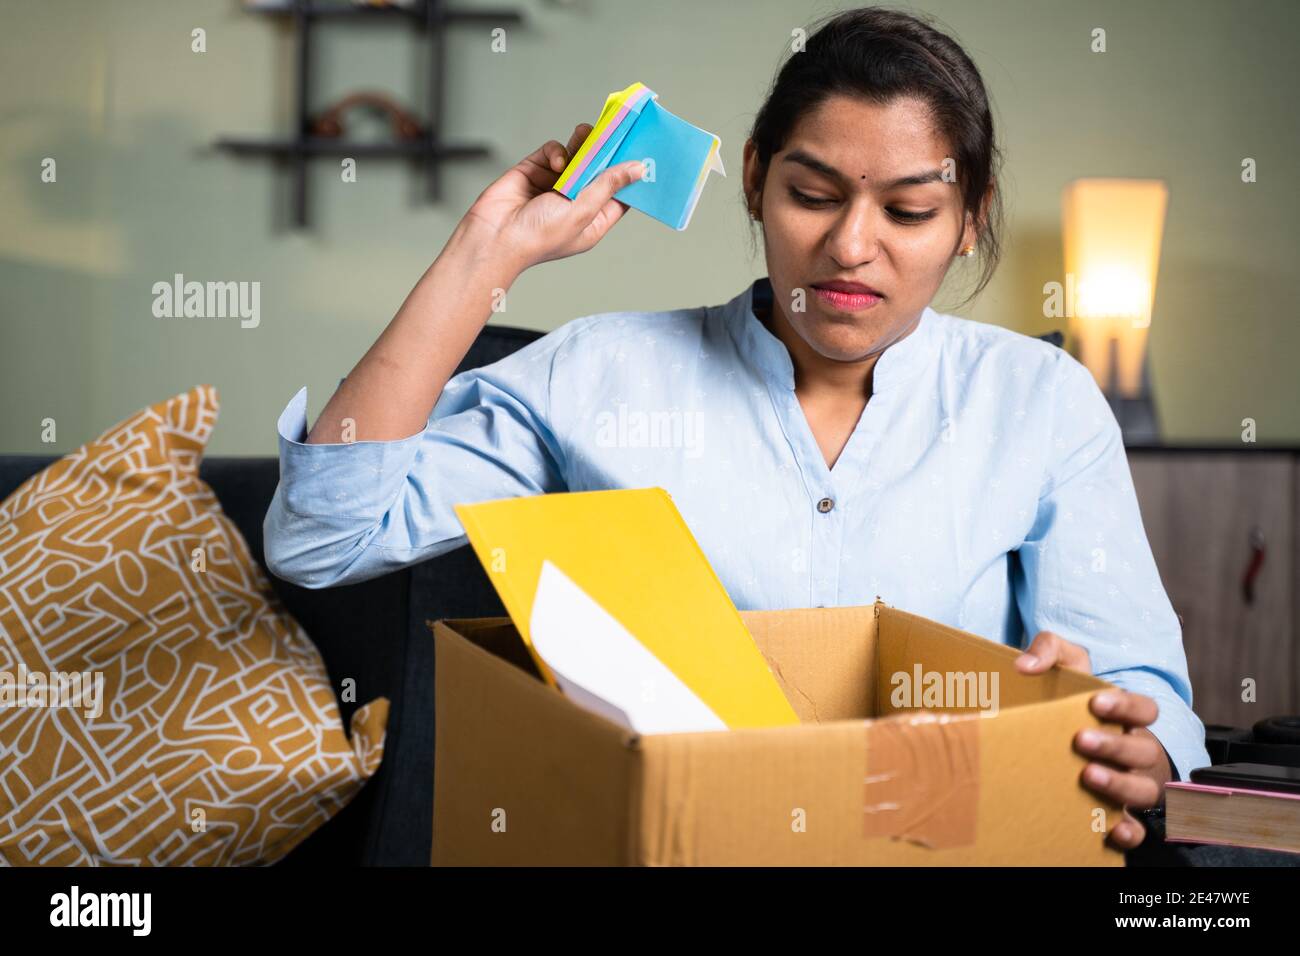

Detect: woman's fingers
537,124,593,177
1012,635,1163,853
1080,756,1163,809
495,130,636,266
571,159,645,223
512,139,573,191
1015,630,1092,675
564,123,592,161
515,124,592,190
577,196,632,248
1075,725,1163,771
1107,809,1147,850
1090,689,1159,728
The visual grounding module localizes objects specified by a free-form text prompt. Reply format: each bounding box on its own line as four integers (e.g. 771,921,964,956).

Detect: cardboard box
429,601,1126,866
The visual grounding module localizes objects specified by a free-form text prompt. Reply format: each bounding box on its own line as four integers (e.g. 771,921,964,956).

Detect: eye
788,186,938,224
888,207,938,224
788,186,835,207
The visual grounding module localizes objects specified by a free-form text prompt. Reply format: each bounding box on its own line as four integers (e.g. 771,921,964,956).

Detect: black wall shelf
216,0,523,227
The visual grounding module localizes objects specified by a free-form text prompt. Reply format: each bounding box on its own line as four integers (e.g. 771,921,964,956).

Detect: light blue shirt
264,276,1209,781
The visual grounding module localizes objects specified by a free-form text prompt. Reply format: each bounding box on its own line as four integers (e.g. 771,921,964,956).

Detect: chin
804,322,886,362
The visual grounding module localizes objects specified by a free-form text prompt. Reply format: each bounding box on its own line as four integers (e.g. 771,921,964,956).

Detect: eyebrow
780,148,945,188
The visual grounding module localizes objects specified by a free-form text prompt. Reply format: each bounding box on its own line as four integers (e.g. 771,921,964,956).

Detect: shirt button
817,496,834,513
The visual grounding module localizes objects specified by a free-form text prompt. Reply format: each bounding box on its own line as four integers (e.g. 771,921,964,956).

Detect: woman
263,7,1208,851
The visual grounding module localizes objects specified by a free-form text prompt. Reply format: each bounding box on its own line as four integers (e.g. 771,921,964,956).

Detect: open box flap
452,487,799,732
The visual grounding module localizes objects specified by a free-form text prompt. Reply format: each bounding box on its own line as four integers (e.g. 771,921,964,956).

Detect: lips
810,280,884,313
811,280,885,297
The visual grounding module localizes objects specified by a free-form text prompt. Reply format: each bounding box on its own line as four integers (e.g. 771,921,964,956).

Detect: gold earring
959,245,975,257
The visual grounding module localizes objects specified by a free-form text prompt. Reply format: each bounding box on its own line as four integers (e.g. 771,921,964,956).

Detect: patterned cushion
0,386,387,865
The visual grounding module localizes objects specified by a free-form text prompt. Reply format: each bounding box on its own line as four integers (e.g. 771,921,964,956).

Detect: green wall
2,0,1297,455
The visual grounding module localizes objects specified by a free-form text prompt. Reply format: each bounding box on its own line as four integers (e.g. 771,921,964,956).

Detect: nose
823,200,881,268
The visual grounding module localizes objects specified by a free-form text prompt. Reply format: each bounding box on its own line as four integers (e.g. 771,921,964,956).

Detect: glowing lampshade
1061,179,1168,398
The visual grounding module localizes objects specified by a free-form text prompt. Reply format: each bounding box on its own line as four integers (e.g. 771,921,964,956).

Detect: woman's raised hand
460,122,645,275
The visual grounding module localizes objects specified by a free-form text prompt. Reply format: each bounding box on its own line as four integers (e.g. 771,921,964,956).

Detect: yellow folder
453,488,800,731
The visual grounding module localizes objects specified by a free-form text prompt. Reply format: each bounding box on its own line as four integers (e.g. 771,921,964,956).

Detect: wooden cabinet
1127,450,1297,729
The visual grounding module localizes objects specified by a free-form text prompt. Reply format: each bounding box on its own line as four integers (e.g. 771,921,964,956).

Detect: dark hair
747,6,1003,308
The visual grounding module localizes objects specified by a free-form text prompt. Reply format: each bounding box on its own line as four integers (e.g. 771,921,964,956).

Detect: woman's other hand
1015,630,1172,851
460,122,645,274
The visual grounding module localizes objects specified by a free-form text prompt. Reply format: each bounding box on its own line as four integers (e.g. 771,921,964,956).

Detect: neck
757,299,882,401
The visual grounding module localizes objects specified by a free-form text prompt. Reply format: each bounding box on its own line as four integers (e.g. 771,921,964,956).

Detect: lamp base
1106,394,1161,445
1099,335,1161,445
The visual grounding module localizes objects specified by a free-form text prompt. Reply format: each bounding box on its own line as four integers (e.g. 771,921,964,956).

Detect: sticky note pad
453,488,799,733
554,82,725,231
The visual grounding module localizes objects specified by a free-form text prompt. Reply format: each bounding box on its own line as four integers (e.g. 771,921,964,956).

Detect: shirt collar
723,276,937,394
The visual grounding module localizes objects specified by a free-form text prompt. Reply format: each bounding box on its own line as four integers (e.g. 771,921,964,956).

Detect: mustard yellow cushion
0,385,388,865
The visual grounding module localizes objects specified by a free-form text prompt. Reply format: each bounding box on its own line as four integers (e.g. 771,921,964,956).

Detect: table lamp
1061,178,1169,443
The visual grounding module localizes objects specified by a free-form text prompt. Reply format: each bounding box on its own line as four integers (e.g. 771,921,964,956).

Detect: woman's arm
1012,353,1208,775
304,220,525,445
1010,352,1211,847
263,126,647,588
305,124,645,446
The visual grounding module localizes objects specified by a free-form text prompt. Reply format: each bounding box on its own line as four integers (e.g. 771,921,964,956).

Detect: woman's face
743,94,979,364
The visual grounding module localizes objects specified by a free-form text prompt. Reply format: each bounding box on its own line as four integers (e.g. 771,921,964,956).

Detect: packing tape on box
863,711,980,849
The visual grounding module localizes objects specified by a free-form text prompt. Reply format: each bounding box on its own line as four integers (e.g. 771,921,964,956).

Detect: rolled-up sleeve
263,323,580,589
1012,353,1211,782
